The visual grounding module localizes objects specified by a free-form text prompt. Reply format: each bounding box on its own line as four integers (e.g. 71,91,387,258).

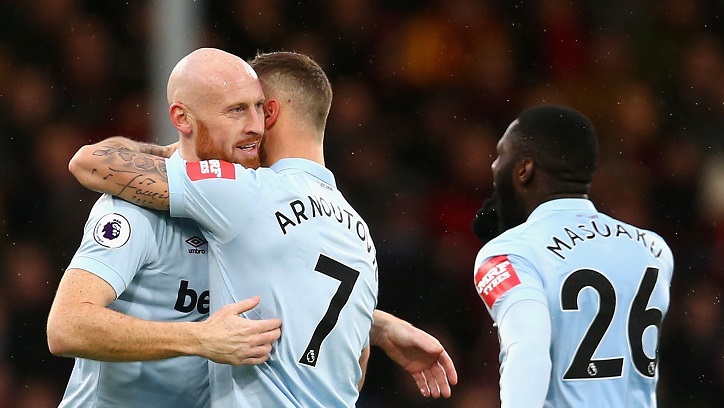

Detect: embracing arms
68,137,457,395
47,268,281,365
69,137,173,210
370,310,458,398
47,268,457,393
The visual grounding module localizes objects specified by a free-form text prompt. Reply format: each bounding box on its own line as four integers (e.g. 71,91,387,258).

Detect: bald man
47,47,280,408
52,48,455,408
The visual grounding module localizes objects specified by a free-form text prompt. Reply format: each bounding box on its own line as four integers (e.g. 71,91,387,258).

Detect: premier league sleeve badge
93,213,132,249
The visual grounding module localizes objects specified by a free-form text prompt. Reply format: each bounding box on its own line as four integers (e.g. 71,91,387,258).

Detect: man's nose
247,111,264,135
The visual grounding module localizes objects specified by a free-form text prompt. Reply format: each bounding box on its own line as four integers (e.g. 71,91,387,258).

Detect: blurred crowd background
1,0,723,406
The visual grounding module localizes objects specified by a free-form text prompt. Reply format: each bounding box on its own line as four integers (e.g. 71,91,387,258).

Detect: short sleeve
166,157,262,243
67,195,155,298
473,248,548,325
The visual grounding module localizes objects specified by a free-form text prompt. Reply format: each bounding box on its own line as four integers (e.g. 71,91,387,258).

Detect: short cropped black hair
508,105,599,185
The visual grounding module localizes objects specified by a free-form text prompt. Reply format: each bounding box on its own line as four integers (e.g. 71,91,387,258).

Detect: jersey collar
527,198,597,223
270,158,337,188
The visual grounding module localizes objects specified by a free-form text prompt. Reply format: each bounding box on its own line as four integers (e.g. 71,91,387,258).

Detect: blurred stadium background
1,0,723,406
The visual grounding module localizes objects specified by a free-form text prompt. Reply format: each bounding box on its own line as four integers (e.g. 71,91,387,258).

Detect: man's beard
194,121,260,169
195,121,230,162
496,172,527,232
471,192,502,244
471,167,528,244
258,135,269,167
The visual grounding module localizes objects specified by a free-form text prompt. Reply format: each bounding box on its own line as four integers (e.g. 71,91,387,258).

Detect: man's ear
517,158,535,186
169,102,193,135
264,99,280,130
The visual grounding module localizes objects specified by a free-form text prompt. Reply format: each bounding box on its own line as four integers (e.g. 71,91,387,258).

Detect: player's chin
234,148,260,169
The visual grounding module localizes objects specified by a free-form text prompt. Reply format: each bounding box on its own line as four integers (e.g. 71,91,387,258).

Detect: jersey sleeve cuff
166,157,187,218
67,256,128,298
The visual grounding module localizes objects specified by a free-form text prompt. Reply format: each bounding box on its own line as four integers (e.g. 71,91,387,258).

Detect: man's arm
47,268,282,365
358,345,371,391
369,309,458,398
93,136,179,158
68,138,172,210
496,299,552,407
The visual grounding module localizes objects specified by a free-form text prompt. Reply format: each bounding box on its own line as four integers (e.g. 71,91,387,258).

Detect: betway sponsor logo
174,280,210,314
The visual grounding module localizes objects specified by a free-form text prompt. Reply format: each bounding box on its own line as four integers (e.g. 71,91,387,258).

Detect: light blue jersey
473,199,674,408
167,157,379,408
60,162,212,407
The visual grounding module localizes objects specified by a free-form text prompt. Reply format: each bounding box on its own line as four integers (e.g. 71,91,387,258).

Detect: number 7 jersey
473,198,674,408
166,157,379,408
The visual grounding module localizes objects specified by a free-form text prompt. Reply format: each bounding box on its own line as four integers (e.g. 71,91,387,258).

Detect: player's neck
262,126,325,167
263,143,324,167
546,192,588,200
178,138,200,161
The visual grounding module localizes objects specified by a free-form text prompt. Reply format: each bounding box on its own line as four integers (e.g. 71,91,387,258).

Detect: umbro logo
186,236,207,254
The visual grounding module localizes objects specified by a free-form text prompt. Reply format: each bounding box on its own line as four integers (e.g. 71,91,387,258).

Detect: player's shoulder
474,224,535,269
89,194,164,225
485,220,537,251
594,212,674,269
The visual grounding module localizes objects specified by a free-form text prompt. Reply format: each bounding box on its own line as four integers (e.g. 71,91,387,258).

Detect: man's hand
152,141,180,158
197,297,281,365
371,310,458,398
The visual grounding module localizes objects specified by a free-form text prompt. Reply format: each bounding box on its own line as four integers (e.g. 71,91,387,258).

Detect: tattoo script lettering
92,146,170,208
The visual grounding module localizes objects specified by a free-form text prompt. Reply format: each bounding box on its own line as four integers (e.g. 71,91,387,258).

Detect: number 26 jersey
474,198,674,407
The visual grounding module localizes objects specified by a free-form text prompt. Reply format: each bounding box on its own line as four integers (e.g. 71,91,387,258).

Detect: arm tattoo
158,160,168,179
93,142,169,159
93,145,136,162
138,143,168,157
133,156,157,171
92,147,171,210
108,167,170,208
